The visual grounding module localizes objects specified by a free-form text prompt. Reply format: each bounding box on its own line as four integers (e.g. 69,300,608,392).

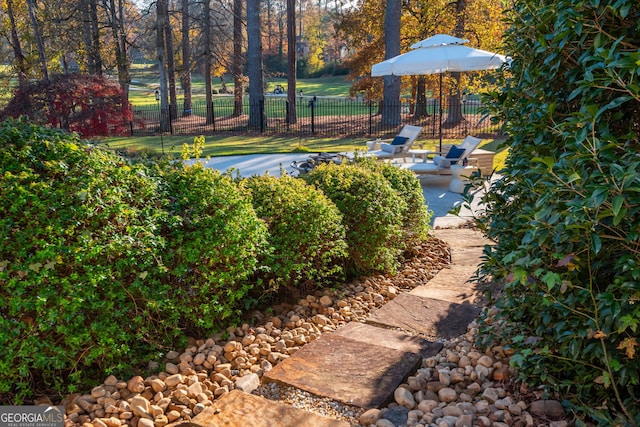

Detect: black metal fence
129,96,503,139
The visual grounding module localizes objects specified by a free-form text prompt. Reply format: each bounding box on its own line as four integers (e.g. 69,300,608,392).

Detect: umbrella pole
438,73,443,152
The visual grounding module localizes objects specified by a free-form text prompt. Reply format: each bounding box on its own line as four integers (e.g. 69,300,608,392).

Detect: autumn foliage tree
0,74,132,137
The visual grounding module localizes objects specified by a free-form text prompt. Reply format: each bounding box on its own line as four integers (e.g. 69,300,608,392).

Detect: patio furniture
290,152,345,174
449,164,479,193
399,135,482,175
366,125,423,160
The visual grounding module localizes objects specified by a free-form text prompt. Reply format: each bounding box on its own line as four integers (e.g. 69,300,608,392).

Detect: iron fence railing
128,96,503,140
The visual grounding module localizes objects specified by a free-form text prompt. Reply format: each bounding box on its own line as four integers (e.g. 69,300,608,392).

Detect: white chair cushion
380,143,399,153
432,155,451,168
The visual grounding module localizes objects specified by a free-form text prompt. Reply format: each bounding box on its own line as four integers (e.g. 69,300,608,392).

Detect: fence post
259,99,265,133
368,100,373,135
285,100,290,130
168,106,173,135
211,100,216,131
310,101,315,134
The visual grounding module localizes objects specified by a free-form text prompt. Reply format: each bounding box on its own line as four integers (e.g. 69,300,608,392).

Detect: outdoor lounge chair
400,135,482,175
366,125,423,160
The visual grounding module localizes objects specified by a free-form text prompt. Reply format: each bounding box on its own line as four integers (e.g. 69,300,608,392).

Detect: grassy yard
129,63,353,106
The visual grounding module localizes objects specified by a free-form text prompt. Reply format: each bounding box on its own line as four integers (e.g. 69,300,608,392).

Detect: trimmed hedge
159,162,269,333
244,174,348,294
0,118,179,401
353,157,431,250
302,162,406,275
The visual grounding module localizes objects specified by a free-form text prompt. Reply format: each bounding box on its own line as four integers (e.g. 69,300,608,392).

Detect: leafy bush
302,163,406,275
353,157,431,250
159,162,268,334
0,74,132,137
244,174,348,294
478,0,640,423
0,118,179,402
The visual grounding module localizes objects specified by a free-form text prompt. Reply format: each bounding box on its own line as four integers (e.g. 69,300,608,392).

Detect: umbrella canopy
371,44,507,76
371,34,507,149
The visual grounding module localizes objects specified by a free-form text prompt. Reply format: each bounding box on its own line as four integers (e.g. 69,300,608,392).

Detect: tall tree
180,0,192,116
156,0,170,131
203,0,214,124
5,0,28,88
232,0,243,117
26,0,49,82
107,0,131,96
162,0,177,120
286,0,296,124
381,0,401,126
247,0,264,129
84,0,103,75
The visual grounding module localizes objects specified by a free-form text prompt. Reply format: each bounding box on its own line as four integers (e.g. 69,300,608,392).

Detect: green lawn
128,65,354,106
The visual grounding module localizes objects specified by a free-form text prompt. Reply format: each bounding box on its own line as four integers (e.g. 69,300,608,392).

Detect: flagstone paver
409,265,484,304
332,322,443,358
183,390,350,427
365,293,482,339
263,328,440,408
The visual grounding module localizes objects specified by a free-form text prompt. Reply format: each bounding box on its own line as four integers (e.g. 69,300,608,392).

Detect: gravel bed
56,236,568,427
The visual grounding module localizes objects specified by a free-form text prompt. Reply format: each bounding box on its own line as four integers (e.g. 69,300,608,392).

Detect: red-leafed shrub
1,74,132,137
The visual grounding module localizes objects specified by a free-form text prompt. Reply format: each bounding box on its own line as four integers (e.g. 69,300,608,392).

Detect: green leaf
591,234,602,255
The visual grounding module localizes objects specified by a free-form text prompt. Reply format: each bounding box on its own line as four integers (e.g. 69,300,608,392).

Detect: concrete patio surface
188,153,489,228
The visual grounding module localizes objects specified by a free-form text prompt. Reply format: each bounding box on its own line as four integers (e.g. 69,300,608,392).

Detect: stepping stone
333,322,443,358
432,229,494,266
410,265,485,305
181,389,349,427
366,293,481,339
432,228,492,249
263,324,441,408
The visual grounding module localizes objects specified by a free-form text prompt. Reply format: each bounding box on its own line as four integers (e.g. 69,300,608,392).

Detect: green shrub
478,0,640,423
0,118,179,403
159,162,268,334
302,163,406,275
244,174,348,294
353,157,431,250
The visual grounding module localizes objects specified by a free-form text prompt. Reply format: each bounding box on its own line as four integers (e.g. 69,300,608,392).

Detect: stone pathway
177,228,492,427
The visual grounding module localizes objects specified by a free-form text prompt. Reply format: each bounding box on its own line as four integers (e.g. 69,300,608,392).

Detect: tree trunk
181,0,192,117
232,0,243,117
6,0,28,89
89,0,102,75
203,0,214,124
444,0,467,127
413,76,429,118
26,0,49,83
157,0,170,132
247,0,265,130
381,0,401,127
286,0,296,124
108,0,130,97
163,0,178,120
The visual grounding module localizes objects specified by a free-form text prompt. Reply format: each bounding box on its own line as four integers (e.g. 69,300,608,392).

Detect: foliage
243,174,348,294
478,0,640,423
158,161,269,334
0,118,180,403
353,157,432,250
0,74,132,137
337,0,507,100
302,162,406,275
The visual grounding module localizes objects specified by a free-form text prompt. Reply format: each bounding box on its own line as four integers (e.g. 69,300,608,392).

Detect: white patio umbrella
371,34,507,150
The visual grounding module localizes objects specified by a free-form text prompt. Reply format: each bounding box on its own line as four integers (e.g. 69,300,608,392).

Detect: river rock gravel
55,237,567,427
